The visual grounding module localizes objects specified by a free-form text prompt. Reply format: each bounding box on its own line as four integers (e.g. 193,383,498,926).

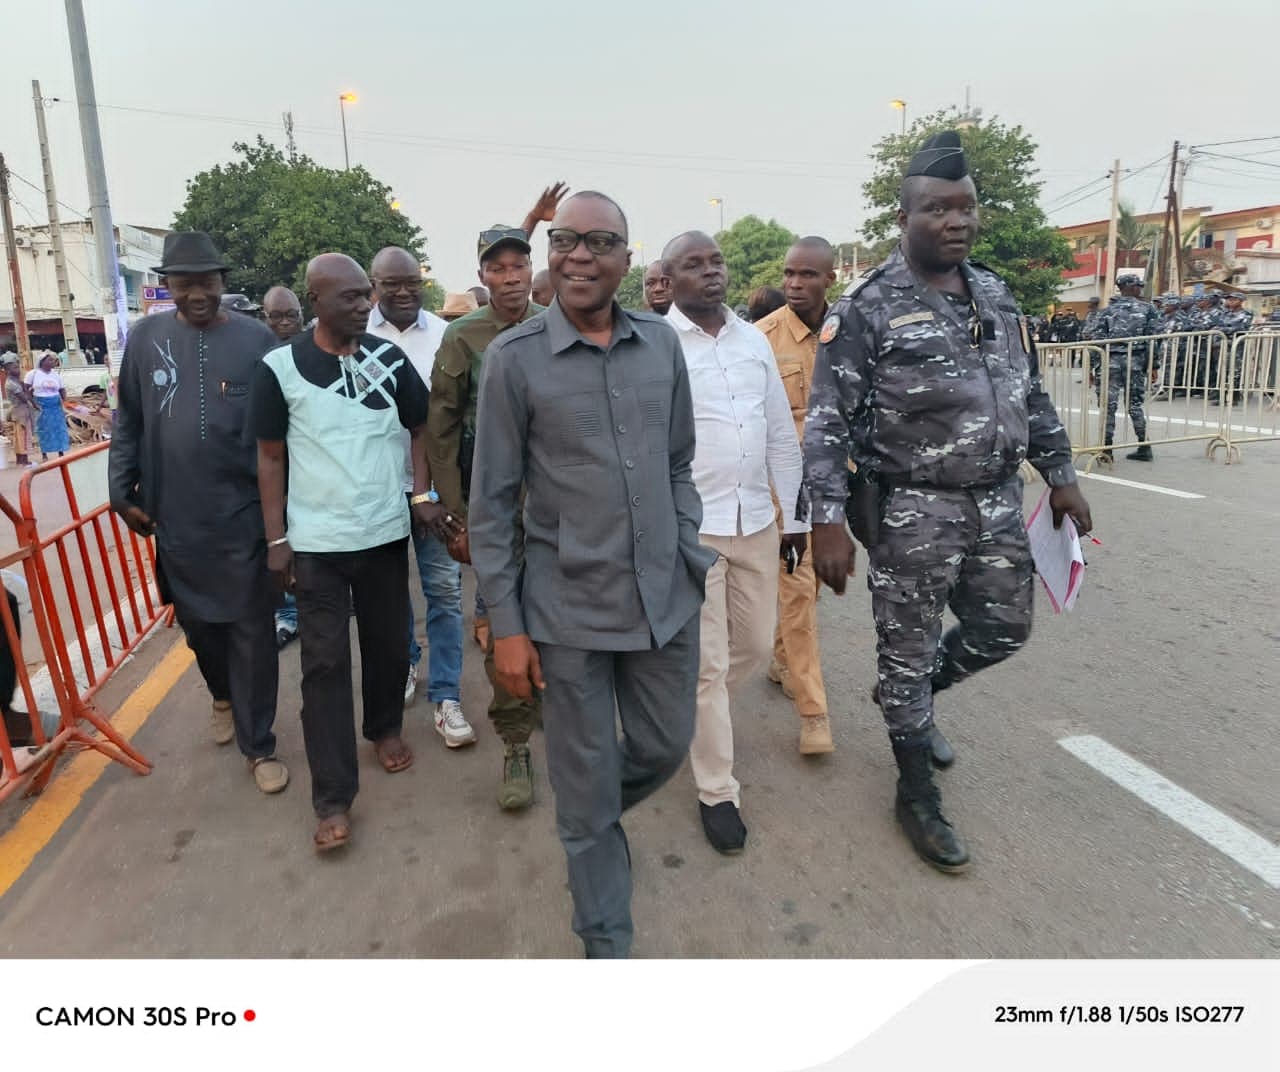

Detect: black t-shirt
247,328,429,442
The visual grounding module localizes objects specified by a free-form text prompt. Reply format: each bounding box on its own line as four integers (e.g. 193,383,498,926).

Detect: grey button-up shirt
469,300,715,652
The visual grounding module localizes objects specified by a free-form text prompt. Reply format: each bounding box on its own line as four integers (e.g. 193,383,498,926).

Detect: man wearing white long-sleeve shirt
663,231,808,855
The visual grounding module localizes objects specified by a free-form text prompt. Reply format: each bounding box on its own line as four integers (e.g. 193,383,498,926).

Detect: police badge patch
819,314,841,344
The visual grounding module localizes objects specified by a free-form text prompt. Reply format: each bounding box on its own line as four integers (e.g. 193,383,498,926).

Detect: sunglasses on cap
478,227,528,249
547,229,628,255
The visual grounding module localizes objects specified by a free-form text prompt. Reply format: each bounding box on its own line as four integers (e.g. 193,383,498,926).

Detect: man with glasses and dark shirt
469,192,713,957
422,225,544,810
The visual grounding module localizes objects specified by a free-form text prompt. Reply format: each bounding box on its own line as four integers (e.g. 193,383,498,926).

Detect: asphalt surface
0,437,1276,957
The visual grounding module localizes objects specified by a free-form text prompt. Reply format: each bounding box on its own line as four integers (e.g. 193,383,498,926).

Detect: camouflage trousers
1104,351,1149,445
867,476,1034,743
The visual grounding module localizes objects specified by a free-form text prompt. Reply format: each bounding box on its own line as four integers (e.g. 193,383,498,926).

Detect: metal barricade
1040,331,1230,469
1209,330,1280,463
1,442,159,803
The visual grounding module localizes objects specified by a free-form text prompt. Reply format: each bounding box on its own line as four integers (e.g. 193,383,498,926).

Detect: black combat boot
1125,444,1154,461
871,683,956,768
891,737,969,873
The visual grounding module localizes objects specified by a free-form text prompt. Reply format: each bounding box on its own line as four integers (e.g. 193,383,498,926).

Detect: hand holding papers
1027,488,1085,613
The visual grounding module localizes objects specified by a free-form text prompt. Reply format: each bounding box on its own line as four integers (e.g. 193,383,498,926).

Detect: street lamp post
890,98,907,136
338,92,357,170
709,197,724,233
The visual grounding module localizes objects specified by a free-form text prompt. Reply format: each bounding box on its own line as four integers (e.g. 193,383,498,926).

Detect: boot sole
895,803,970,874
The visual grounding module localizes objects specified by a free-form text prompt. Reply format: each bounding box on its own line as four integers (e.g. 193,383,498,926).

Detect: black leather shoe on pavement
699,801,747,855
929,725,955,768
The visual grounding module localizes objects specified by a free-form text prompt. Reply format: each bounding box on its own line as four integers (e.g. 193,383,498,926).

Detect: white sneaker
434,700,477,748
403,664,418,707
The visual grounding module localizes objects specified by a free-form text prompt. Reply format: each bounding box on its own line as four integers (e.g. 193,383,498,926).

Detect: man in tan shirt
753,237,837,755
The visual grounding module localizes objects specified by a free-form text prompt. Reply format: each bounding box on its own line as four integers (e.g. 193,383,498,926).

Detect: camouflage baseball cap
1115,273,1142,288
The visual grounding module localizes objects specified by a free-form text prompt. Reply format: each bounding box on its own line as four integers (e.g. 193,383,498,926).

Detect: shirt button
635,530,645,540
611,388,621,398
625,459,635,469
617,425,626,434
637,566,647,577
631,495,641,507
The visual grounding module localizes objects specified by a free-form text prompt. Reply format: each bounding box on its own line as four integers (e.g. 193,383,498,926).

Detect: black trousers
178,607,279,760
293,538,410,819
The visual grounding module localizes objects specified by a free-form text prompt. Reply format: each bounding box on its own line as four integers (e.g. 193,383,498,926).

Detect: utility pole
1157,141,1179,297
0,154,34,370
1101,158,1120,308
282,110,297,162
65,0,127,374
33,80,82,364
1172,154,1188,295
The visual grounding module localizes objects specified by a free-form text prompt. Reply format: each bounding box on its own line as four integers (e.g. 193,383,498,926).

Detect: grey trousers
537,614,699,959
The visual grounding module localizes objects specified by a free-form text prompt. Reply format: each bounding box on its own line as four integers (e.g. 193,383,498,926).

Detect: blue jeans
406,522,463,703
275,592,298,633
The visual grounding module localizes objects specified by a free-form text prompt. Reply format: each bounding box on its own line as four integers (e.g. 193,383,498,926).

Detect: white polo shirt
367,304,447,493
666,304,807,538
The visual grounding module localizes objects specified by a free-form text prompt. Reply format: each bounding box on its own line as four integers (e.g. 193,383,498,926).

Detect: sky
2,0,1277,292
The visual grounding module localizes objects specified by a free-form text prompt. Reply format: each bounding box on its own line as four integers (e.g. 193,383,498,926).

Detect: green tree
1116,201,1160,253
172,137,425,301
861,110,1073,313
616,264,646,310
715,216,797,307
422,278,445,313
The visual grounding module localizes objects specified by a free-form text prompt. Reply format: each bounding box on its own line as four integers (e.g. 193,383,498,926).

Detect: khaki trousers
771,506,827,717
689,520,779,807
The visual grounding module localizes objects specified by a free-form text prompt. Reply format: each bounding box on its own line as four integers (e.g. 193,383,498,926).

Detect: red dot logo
243,1010,256,1022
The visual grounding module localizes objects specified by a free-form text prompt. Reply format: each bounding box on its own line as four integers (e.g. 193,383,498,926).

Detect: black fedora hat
153,231,229,274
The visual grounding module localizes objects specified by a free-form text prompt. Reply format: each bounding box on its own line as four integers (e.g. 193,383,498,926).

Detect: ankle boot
891,738,969,873
1125,444,1153,461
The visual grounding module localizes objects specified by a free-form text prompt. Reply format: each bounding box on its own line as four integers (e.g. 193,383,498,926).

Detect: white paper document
1026,488,1085,613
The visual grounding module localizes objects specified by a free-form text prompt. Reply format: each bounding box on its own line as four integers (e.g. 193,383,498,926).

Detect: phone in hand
783,543,797,575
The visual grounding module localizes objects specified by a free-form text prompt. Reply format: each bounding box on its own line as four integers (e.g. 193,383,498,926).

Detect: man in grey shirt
469,191,715,958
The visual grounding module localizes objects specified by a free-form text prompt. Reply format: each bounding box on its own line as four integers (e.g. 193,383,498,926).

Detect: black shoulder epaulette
839,265,884,304
966,257,1001,278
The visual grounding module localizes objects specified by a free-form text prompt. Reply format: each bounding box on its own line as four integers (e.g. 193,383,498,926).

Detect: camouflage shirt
802,245,1077,525
1096,295,1159,343
1081,310,1104,340
1219,308,1254,336
1186,305,1225,333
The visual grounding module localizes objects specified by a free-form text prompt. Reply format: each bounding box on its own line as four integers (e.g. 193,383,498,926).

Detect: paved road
1,439,1276,957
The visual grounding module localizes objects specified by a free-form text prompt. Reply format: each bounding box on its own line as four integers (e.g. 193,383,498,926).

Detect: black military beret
905,130,968,180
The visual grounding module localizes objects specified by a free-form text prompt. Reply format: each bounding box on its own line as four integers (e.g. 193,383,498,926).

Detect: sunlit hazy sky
3,0,1276,291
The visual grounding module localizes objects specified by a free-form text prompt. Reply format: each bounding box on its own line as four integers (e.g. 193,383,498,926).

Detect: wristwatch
410,489,440,506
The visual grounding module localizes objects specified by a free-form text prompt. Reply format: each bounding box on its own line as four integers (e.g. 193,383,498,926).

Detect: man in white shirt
367,246,475,749
663,231,808,854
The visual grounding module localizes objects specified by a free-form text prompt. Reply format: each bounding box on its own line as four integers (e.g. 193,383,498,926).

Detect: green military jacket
425,300,544,518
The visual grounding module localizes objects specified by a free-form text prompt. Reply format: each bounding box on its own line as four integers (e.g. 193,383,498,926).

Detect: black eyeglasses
547,229,627,255
265,311,302,323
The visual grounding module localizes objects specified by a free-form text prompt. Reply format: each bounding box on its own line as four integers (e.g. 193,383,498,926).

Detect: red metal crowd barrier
1,441,164,803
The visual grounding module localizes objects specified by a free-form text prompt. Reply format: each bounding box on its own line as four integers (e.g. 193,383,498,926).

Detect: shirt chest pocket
777,358,808,413
545,390,610,468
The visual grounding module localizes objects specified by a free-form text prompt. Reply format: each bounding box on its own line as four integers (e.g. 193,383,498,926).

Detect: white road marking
1077,472,1205,499
1059,735,1280,889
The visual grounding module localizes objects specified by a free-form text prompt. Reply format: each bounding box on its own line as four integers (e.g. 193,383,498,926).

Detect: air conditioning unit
1258,218,1274,229
115,240,128,257
14,236,29,247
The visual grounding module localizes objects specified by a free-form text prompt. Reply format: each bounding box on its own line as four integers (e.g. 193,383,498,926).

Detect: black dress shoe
699,801,746,854
929,725,955,768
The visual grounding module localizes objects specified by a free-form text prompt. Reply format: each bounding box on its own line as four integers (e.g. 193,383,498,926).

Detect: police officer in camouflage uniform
1096,274,1159,461
1154,292,1183,397
1215,292,1254,405
1081,296,1102,340
803,131,1093,874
